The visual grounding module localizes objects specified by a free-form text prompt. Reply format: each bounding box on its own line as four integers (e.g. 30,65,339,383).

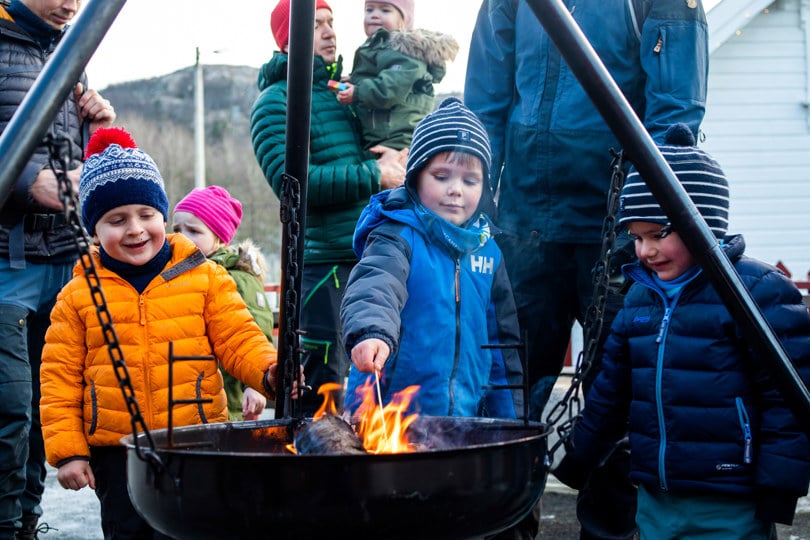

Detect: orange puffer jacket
41,233,276,467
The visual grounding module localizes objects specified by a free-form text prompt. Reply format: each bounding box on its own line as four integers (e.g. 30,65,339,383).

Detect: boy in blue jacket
340,97,523,419
553,124,810,538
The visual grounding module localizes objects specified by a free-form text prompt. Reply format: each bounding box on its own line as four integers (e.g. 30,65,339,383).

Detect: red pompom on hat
84,126,137,159
271,0,332,51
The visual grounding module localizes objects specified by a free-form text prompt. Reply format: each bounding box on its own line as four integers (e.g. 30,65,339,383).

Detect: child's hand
265,363,307,400
57,459,96,491
336,82,355,105
351,338,390,373
242,387,267,420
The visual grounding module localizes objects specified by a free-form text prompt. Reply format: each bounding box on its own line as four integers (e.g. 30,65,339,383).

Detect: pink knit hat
367,0,414,30
174,185,243,244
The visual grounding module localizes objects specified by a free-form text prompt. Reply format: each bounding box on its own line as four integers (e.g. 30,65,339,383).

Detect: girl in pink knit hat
174,185,276,420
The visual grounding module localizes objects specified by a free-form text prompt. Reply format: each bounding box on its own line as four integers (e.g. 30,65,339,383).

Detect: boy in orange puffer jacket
40,127,294,539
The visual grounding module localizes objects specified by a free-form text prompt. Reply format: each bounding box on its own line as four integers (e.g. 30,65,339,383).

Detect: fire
315,380,420,454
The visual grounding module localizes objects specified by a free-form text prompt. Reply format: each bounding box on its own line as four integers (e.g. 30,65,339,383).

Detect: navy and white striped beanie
617,123,729,240
79,127,169,234
405,97,492,188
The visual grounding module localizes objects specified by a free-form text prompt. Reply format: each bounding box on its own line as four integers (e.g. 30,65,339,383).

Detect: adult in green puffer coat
251,0,405,416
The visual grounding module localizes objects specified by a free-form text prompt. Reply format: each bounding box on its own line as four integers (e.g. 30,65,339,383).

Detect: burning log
294,380,420,455
294,414,367,455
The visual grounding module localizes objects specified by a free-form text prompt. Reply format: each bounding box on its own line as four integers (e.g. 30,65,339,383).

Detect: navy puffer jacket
568,235,810,524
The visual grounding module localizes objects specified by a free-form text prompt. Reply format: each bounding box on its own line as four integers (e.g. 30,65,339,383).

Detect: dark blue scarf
100,240,171,294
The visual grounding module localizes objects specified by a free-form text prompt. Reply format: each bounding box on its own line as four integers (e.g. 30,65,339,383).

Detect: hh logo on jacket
470,255,494,275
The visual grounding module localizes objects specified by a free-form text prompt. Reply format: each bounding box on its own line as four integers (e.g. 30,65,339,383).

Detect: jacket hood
209,240,268,282
257,53,343,92
353,186,493,260
388,28,458,80
257,51,288,92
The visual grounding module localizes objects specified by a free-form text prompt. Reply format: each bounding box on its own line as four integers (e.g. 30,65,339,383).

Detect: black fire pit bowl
123,415,550,540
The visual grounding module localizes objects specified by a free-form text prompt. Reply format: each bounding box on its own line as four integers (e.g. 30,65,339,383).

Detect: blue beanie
79,127,169,234
405,97,492,188
617,123,730,240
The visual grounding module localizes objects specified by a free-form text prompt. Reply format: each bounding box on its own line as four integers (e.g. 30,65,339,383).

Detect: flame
315,380,419,454
312,382,343,419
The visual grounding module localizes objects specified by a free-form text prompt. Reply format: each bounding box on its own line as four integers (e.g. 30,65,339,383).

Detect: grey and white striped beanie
617,123,730,240
405,97,492,188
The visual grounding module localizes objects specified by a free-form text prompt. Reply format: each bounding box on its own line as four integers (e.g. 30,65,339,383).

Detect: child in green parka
336,1,459,152
173,185,275,420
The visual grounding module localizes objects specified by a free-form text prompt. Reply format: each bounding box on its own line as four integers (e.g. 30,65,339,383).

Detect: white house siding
701,0,810,281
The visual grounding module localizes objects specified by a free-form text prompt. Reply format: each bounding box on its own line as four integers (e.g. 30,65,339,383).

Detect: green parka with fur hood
209,240,275,420
350,28,459,150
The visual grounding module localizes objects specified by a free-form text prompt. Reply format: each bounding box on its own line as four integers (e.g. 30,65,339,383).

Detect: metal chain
45,134,159,466
544,149,627,465
278,172,303,417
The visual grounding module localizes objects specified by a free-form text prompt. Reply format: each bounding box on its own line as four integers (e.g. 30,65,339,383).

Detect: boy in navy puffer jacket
553,123,810,538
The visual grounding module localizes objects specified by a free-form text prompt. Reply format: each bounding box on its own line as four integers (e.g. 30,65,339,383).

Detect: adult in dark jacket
0,0,115,537
554,124,810,537
465,1,709,537
250,0,404,416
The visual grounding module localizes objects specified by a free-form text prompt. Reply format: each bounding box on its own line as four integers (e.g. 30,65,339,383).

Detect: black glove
551,453,589,491
755,489,798,525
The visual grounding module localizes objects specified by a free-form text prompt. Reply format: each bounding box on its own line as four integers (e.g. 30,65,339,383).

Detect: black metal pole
0,0,127,208
524,0,810,435
275,0,314,419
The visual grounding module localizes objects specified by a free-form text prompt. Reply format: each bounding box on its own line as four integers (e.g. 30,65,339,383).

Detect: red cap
271,0,333,51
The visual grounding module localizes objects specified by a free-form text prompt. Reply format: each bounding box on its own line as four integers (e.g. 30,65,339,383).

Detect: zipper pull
654,36,663,54
743,423,753,464
455,261,460,303
655,307,671,344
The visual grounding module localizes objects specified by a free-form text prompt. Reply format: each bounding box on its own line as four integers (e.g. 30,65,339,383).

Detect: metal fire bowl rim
120,415,551,458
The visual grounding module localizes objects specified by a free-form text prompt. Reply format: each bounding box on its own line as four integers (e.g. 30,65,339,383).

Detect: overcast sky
85,0,722,93
85,0,473,93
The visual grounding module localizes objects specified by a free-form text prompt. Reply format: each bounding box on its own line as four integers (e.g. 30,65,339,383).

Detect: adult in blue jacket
465,1,709,537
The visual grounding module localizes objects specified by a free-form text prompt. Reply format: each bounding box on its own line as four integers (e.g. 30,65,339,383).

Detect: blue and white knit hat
79,127,169,234
617,123,730,240
405,97,492,188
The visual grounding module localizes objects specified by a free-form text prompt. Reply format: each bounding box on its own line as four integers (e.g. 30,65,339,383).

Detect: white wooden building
703,0,810,283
